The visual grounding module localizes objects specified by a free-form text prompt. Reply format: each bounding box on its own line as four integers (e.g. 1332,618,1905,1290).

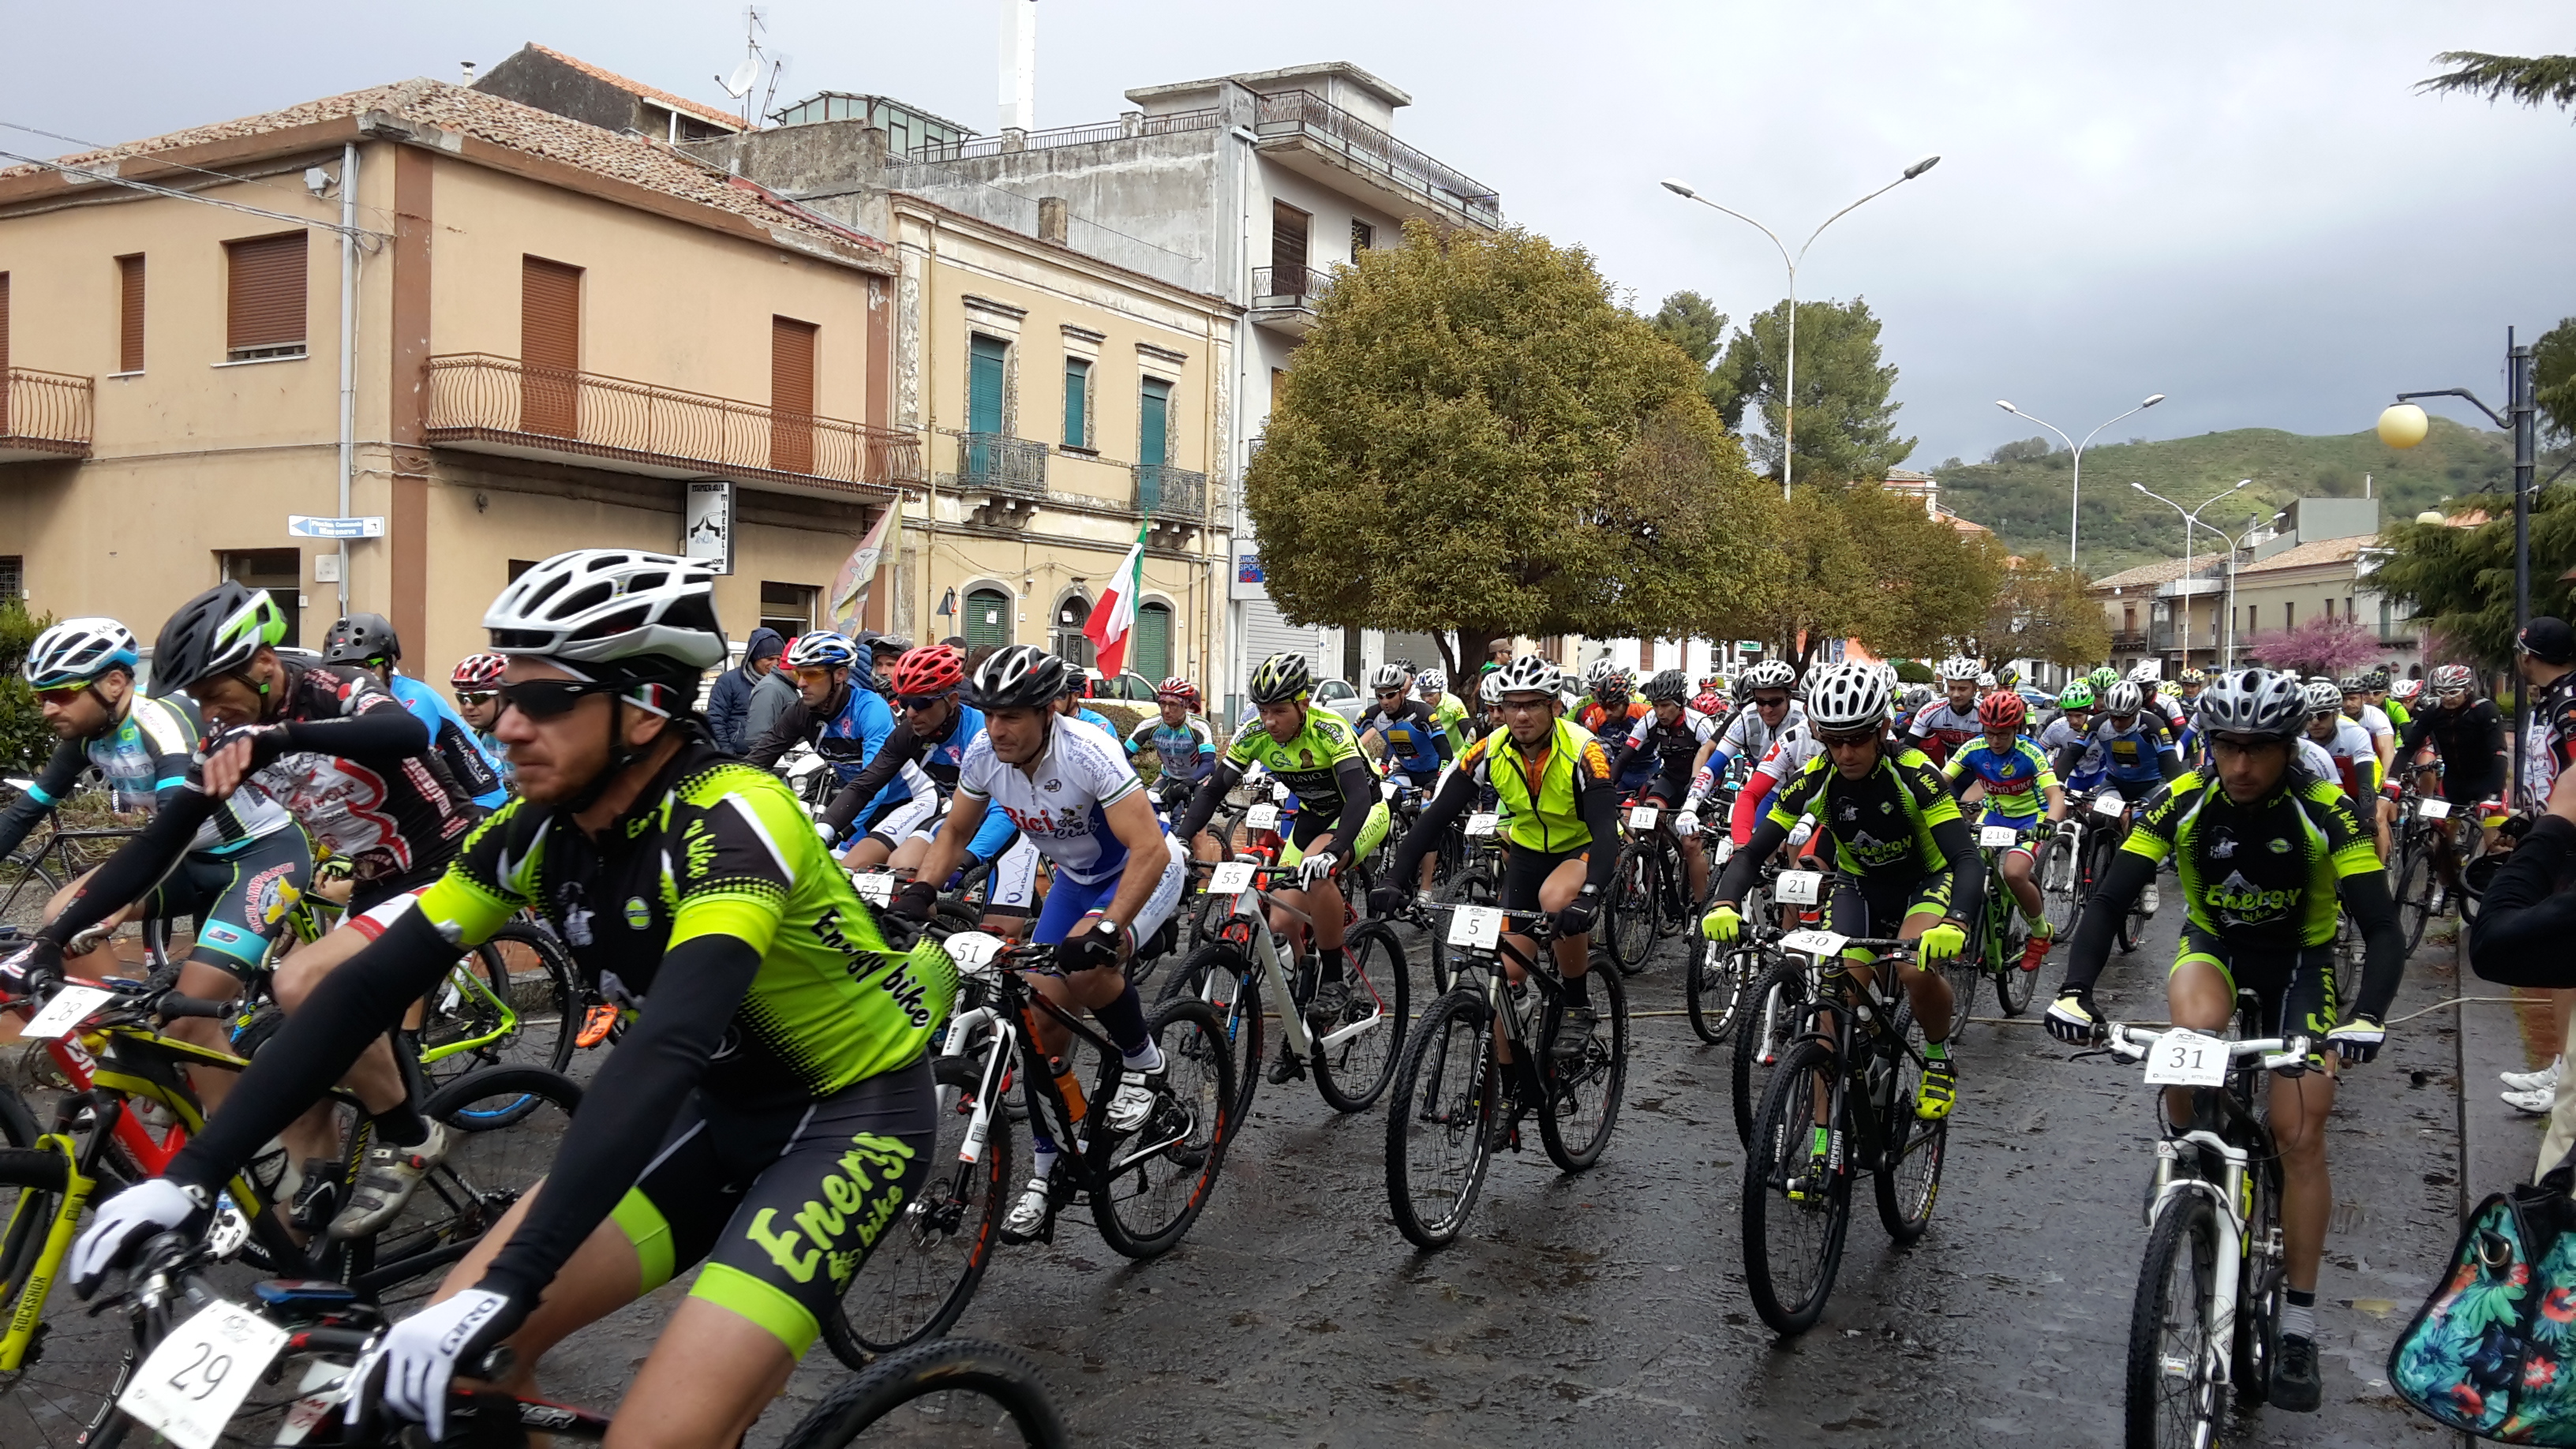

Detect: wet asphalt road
2,903,2473,1447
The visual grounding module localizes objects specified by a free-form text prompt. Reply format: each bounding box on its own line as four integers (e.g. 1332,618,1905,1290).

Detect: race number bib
1780,929,1849,959
1204,861,1256,895
118,1301,291,1449
1245,803,1281,832
2091,792,2125,818
1775,871,1825,906
1979,825,2022,849
1447,904,1504,950
1628,806,1660,831
2141,1028,2230,1088
19,983,114,1042
2417,798,2451,820
848,872,897,907
1463,811,1499,838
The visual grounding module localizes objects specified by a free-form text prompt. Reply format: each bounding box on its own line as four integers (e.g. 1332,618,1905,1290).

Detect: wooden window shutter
224,232,308,356
1271,202,1309,290
117,256,145,373
519,256,582,438
770,316,818,474
1135,601,1172,682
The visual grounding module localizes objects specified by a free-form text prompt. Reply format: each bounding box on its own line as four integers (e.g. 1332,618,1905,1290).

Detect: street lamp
1995,393,2167,569
2209,507,2290,669
2379,328,2540,801
2131,478,2252,668
1661,155,1941,500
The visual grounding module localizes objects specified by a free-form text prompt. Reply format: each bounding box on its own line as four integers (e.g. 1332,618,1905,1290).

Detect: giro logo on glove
348,1286,521,1442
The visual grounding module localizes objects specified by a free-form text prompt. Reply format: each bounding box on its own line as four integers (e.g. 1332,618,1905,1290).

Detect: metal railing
1252,90,1502,226
0,368,95,455
423,354,919,492
2110,631,2150,652
1133,463,1208,521
956,432,1049,496
909,108,1222,163
1250,265,1331,305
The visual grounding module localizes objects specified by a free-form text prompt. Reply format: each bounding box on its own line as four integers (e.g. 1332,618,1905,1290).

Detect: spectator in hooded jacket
706,627,784,754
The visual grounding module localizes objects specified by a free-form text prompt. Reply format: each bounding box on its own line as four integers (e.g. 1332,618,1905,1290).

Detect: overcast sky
11,2,2567,470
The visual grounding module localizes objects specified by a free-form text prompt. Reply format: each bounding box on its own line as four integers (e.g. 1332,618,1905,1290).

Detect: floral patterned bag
2391,1157,2576,1442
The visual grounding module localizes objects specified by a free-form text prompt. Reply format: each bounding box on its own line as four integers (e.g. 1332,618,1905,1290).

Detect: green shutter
964,587,1011,653
1063,358,1089,447
1139,378,1170,467
968,335,1007,434
1135,602,1172,683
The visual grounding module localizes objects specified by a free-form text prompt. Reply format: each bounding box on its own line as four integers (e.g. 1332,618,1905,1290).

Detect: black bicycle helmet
322,612,401,667
150,582,288,697
968,646,1072,711
1642,668,1690,704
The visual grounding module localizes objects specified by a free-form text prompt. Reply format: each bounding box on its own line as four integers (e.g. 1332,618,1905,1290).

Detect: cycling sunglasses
896,694,948,712
32,681,93,706
1813,728,1879,748
1751,692,1791,709
1375,689,1406,701
497,678,622,721
455,690,497,708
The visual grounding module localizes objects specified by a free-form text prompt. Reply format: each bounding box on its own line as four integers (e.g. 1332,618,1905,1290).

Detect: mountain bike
0,779,140,931
1425,808,1508,994
1384,904,1628,1249
1601,796,1690,975
1159,859,1410,1123
1739,931,1947,1335
71,1230,1070,1449
1948,822,2043,1021
2087,1021,2305,1447
2064,788,2149,953
1728,860,1825,1146
1684,835,1765,1045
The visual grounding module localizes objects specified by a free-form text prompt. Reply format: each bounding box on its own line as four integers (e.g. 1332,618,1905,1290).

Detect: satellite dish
721,59,759,98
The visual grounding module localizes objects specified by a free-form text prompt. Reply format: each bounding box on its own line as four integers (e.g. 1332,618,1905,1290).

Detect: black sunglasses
498,678,621,721
897,694,948,712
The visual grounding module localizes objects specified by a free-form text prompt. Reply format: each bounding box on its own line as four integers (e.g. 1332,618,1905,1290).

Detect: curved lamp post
1994,394,2166,569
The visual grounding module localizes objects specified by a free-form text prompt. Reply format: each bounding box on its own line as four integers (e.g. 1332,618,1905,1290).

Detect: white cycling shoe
1106,1079,1159,1135
1002,1174,1052,1240
328,1123,451,1241
2503,1057,2564,1094
2505,1085,2556,1117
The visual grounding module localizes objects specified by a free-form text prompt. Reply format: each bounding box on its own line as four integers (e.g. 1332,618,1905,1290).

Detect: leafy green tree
1648,290,1735,415
1710,297,1915,485
2418,51,2576,114
1734,483,1999,675
2536,316,2576,442
0,598,54,773
1246,223,1782,676
1974,556,2111,668
2369,487,2576,666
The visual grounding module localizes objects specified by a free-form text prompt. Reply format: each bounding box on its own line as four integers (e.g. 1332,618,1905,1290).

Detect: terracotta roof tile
2237,534,2368,575
2089,558,2197,591
526,43,747,132
3,80,885,262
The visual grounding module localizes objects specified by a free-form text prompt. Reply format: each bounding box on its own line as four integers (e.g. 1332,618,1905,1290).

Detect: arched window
1053,592,1093,668
964,586,1012,653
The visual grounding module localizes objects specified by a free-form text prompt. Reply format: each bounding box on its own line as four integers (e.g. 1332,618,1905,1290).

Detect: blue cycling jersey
2081,716,2174,782
1357,699,1450,779
388,674,509,809
1126,714,1217,781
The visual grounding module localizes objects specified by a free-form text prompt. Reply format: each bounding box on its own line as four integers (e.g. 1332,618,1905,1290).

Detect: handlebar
2102,1021,2311,1073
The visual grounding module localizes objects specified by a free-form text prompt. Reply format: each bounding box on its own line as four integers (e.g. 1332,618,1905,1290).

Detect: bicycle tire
776,1335,1069,1449
1383,988,1496,1250
1601,844,1655,975
2392,841,2432,957
416,924,578,1096
1537,967,1626,1172
347,1065,585,1301
1732,953,1807,1148
1312,922,1408,1114
2230,1150,2286,1410
0,1146,117,1449
1741,1039,1852,1335
2123,1191,2222,1449
826,1046,1009,1365
1994,901,2038,1017
1158,942,1261,1128
0,854,61,934
1684,934,1751,1046
1087,998,1232,1259
1872,1032,1946,1245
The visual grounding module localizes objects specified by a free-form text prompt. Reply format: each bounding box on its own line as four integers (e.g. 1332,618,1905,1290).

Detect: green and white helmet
148,582,288,697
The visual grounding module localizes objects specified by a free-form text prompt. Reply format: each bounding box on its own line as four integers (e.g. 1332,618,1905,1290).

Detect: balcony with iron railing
955,432,1050,497
1133,463,1208,522
908,108,1223,163
1249,264,1331,335
0,368,94,462
1252,90,1503,227
2111,631,2150,653
423,354,920,496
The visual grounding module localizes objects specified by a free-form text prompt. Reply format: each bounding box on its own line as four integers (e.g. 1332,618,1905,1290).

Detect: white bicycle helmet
1976,671,1998,690
2194,668,2307,739
1480,671,1503,706
2301,680,2342,715
1740,659,1795,691
2128,660,2163,685
1804,661,1892,732
1586,658,1620,688
1418,668,1447,695
2100,681,2144,717
2429,664,2475,695
1368,663,1408,692
485,550,727,679
1492,654,1563,700
24,618,140,688
782,631,861,670
1938,657,1979,683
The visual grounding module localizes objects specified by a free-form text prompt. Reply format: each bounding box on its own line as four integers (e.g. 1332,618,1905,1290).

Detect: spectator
746,633,801,747
2466,763,2576,1174
706,626,783,754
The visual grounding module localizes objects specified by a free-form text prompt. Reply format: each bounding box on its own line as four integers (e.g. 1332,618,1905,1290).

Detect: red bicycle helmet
451,652,508,689
1975,689,2027,732
1157,676,1201,710
888,644,965,697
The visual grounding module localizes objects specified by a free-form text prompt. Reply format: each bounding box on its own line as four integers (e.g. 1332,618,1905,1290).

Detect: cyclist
1576,668,1655,787
2045,667,2402,1413
2397,664,2507,865
1357,662,1456,790
19,582,488,1234
2338,675,2397,777
1417,667,1472,757
2371,666,2411,735
322,613,507,811
1698,658,1803,790
1608,668,1721,904
2308,680,2390,859
450,653,512,790
1701,661,1979,1119
746,631,920,841
826,645,1020,888
1126,677,1222,859
67,549,953,1447
1579,658,1623,717
1058,671,1120,736
0,618,313,1111
2518,617,2576,779
1176,652,1390,1080
2052,680,2185,912
1906,657,1986,766
887,645,1189,1240
1941,689,2066,972
1371,654,1619,1060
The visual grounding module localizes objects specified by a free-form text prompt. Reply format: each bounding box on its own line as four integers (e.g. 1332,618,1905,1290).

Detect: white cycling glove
348,1287,519,1441
1786,821,1815,849
1297,851,1338,888
70,1179,208,1295
1673,809,1701,838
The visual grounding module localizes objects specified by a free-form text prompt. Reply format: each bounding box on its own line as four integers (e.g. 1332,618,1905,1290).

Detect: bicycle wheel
1432,865,1496,995
1741,1039,1852,1335
350,1065,584,1304
1086,998,1231,1260
0,855,61,933
1732,954,1807,1148
415,924,577,1091
1383,988,1496,1250
1994,902,2038,1017
1685,933,1753,1046
777,1335,1069,1449
2124,1192,2222,1449
1873,1034,1947,1245
2036,831,2080,934
828,1046,1009,1365
2392,841,2433,957
2230,1151,2286,1410
1601,844,1655,974
1537,968,1626,1172
1312,922,1408,1114
1157,942,1261,1127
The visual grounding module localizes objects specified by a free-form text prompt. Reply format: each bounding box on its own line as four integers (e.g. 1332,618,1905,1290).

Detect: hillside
1932,417,2520,575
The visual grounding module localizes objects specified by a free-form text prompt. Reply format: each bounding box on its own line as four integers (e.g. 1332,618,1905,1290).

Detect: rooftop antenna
715,6,768,127
759,53,792,125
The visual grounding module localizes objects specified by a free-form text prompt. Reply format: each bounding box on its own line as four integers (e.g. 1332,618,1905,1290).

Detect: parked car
1313,676,1365,724
1081,668,1161,702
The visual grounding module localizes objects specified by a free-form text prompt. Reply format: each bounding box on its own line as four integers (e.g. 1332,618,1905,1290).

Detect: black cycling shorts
2443,773,2503,811
1500,844,1589,913
142,828,313,977
1823,874,1945,953
612,1054,937,1356
2173,923,2335,1073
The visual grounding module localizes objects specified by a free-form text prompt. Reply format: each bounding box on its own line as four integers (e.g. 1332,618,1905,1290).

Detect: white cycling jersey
2294,736,2339,783
1714,701,1805,767
955,714,1144,886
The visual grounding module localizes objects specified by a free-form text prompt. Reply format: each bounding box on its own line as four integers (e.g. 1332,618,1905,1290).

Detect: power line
0,147,387,248
0,119,401,228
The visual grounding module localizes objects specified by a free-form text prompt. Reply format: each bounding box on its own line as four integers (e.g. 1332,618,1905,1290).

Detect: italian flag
1084,525,1150,676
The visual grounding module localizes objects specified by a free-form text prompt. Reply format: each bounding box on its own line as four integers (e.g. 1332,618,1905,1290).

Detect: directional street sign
286,515,384,539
